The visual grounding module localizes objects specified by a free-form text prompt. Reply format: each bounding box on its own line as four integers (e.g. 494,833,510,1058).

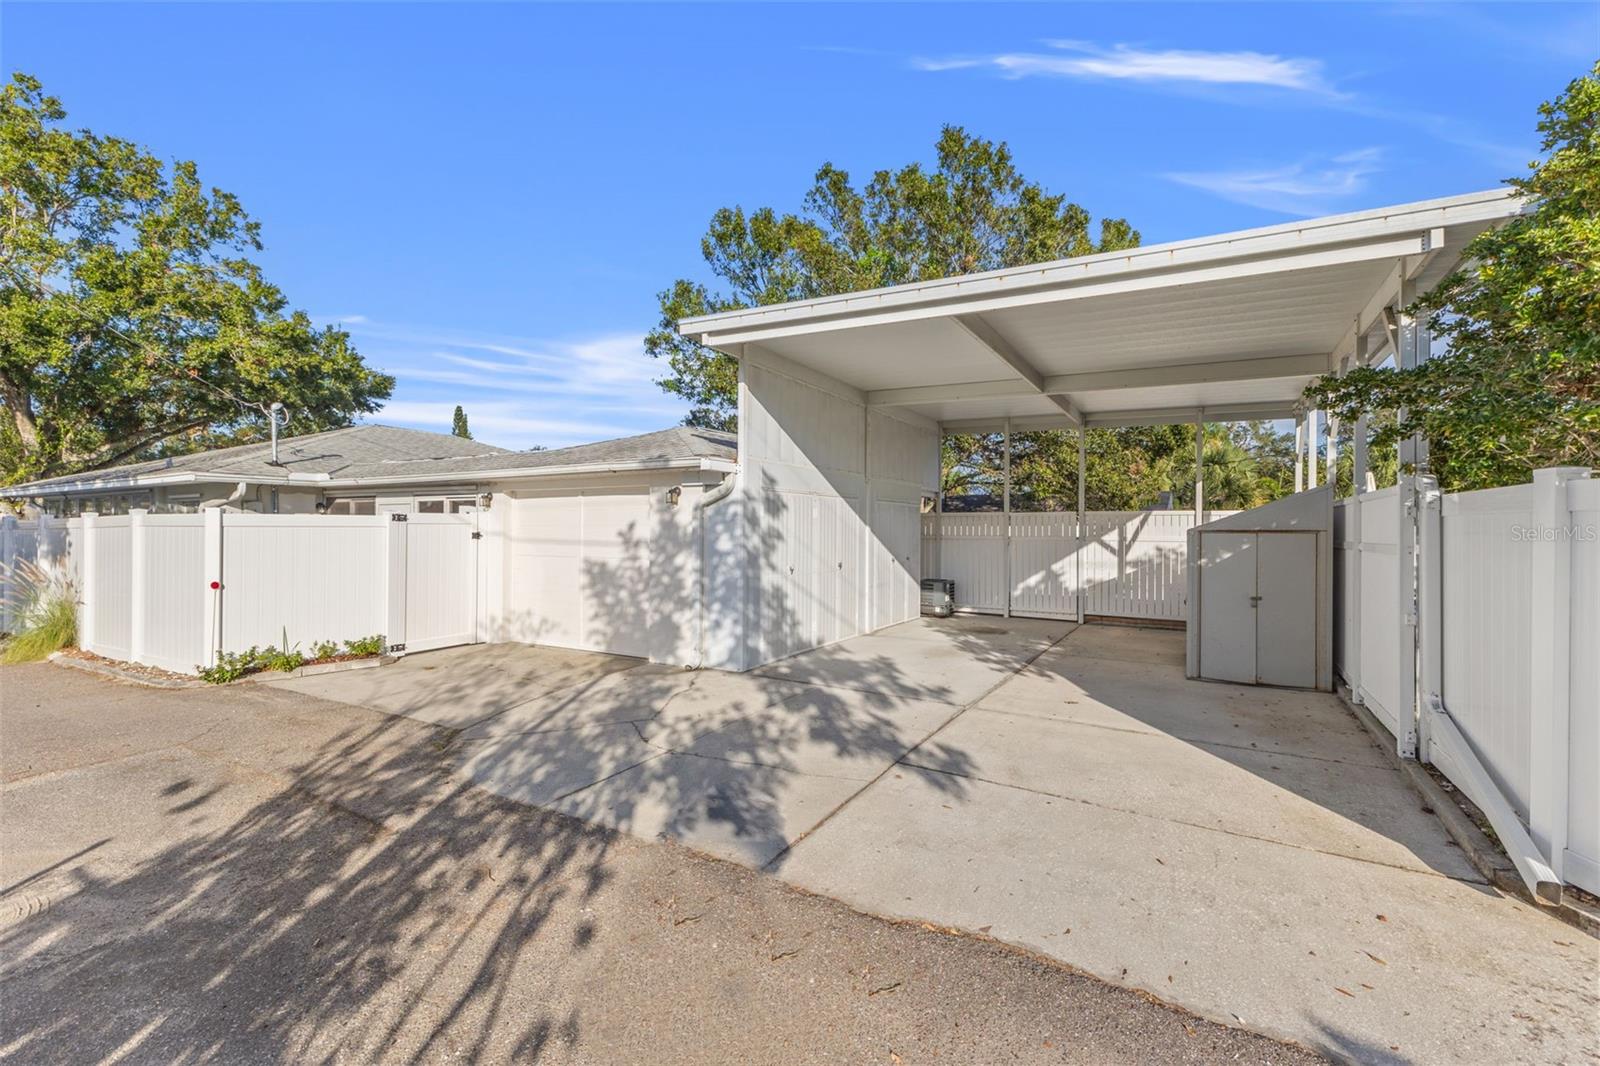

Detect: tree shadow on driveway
0,699,617,1064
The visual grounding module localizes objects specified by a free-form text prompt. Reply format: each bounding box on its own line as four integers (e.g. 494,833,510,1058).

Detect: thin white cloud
913,40,1330,93
342,320,690,450
1165,148,1384,216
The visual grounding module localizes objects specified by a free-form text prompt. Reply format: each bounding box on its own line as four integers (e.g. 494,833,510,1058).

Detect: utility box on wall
1186,487,1334,691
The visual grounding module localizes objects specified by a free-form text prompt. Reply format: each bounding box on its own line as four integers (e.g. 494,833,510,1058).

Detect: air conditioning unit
920,578,955,618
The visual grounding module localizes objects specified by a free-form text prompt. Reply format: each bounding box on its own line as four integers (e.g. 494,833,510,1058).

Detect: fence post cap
1531,466,1592,484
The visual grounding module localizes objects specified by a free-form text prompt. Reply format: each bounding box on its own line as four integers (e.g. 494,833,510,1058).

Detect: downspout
1424,694,1562,904
200,482,248,510
693,468,739,669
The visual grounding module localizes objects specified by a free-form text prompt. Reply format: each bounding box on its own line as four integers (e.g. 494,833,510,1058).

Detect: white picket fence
1335,468,1598,896
922,509,1229,622
1,510,486,674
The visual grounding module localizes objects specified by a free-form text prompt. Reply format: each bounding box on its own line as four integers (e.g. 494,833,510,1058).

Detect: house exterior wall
723,345,938,671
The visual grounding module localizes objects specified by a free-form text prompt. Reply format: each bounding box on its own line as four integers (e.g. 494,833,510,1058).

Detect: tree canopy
942,422,1298,513
451,405,471,439
0,73,394,486
1307,64,1599,491
646,126,1140,431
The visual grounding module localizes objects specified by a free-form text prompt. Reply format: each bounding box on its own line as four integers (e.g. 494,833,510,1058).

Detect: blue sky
6,3,1594,449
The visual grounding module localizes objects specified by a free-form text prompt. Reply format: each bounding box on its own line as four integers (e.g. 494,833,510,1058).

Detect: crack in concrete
895,761,1492,886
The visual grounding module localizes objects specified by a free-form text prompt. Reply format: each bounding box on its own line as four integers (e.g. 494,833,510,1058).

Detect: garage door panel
580,494,652,657
507,491,653,659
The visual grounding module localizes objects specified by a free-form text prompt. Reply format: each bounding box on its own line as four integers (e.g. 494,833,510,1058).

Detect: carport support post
1326,415,1340,491
1193,413,1204,519
1002,417,1012,619
1293,414,1305,493
1306,410,1320,489
1076,425,1086,624
1345,338,1369,704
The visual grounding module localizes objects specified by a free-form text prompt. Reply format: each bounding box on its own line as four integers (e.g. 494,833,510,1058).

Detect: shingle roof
6,423,736,495
362,426,736,479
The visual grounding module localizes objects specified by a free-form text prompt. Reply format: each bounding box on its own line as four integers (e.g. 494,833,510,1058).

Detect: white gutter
322,457,735,488
678,189,1524,339
1,456,738,498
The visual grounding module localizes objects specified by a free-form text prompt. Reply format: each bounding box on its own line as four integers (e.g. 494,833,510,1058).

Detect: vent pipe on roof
268,402,290,464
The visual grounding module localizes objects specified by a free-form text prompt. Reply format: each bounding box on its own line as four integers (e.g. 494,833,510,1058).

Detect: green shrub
197,633,386,683
0,560,77,663
342,634,385,657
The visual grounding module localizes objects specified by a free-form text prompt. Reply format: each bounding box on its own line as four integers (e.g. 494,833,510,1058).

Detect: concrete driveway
275,619,1598,1064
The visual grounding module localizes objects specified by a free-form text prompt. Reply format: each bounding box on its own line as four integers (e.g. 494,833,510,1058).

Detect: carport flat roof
680,189,1525,428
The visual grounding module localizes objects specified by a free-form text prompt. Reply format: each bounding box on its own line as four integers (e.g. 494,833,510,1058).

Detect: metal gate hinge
390,513,408,522
471,531,483,540
388,643,406,654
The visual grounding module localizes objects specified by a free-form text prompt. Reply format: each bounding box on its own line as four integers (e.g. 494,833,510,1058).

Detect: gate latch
471,531,483,540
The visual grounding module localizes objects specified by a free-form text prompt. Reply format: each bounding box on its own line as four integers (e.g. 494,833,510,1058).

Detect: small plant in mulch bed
197,633,385,684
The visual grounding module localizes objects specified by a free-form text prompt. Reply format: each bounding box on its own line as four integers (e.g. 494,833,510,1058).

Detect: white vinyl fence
59,509,486,674
1336,467,1598,897
923,509,1231,622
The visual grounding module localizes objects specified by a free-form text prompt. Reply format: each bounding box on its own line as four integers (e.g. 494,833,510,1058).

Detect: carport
680,189,1524,674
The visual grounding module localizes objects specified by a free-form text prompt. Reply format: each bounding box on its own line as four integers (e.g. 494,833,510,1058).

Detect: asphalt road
0,661,1323,1065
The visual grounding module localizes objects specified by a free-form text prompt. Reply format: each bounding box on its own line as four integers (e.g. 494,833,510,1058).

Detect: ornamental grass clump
0,559,77,663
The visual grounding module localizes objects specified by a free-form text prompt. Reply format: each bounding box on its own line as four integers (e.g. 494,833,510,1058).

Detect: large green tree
0,73,394,485
647,126,1140,430
1307,65,1599,491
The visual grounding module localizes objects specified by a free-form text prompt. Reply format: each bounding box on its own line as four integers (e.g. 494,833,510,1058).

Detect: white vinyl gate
397,513,479,652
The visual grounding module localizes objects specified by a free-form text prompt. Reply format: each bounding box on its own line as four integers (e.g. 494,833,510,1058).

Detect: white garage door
506,490,654,658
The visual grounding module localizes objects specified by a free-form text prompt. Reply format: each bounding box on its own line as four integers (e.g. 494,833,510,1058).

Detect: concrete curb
240,655,395,682
46,650,393,688
1340,686,1599,940
47,652,203,689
